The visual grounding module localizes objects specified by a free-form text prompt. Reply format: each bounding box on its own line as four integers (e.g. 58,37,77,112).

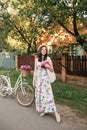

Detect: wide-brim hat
37,44,47,51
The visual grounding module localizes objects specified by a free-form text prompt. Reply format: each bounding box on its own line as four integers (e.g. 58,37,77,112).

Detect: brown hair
38,45,48,62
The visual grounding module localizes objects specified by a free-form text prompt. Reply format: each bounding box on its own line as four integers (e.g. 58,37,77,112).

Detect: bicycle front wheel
0,75,8,97
16,84,34,107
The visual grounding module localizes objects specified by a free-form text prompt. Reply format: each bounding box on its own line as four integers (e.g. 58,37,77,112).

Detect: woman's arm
44,57,54,72
33,57,38,87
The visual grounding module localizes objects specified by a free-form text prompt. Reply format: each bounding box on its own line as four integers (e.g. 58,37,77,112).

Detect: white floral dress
33,57,57,113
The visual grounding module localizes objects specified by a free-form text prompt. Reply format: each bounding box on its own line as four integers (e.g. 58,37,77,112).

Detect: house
36,24,87,56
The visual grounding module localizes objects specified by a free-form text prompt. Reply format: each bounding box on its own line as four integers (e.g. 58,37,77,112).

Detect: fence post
15,54,20,71
61,54,67,82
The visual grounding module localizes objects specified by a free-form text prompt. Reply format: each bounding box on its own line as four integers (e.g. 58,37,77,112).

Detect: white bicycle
0,72,34,107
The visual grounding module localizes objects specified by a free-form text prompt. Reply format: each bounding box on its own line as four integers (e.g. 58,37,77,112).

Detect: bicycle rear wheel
0,75,8,97
16,84,34,107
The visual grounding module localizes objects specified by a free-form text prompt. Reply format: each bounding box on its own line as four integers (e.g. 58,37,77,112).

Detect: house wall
0,52,16,68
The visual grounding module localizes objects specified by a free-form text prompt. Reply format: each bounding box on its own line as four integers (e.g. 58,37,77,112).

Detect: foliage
0,0,40,53
83,43,87,52
0,0,87,53
32,0,87,51
52,78,87,115
49,50,58,59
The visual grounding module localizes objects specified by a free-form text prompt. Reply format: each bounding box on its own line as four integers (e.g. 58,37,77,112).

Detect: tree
0,0,87,53
0,0,41,53
32,0,87,51
0,1,12,51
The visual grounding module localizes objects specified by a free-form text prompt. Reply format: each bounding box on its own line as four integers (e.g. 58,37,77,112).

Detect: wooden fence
66,55,87,77
15,54,87,77
16,54,62,73
16,54,34,70
52,57,62,74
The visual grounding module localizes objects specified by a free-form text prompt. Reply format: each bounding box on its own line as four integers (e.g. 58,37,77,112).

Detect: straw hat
37,44,47,51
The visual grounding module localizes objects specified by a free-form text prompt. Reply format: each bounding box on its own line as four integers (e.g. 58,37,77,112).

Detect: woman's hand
44,63,50,68
44,63,53,72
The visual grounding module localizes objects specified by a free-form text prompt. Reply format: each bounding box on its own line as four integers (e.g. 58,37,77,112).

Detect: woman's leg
55,111,61,123
40,112,46,117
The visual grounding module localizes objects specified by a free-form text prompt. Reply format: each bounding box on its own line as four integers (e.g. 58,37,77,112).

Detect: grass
52,78,87,116
0,68,87,116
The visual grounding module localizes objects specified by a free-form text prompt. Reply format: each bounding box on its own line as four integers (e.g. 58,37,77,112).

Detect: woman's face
41,47,47,56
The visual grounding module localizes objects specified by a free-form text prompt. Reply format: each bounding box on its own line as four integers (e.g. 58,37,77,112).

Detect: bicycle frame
0,74,24,95
0,72,35,107
14,74,28,95
0,75,12,95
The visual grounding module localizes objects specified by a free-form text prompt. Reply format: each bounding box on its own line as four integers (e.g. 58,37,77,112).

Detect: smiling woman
33,44,61,123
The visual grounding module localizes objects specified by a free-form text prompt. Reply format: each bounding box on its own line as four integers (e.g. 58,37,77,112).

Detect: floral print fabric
34,60,57,113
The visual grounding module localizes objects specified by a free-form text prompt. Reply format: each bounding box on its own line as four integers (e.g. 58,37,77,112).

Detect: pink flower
21,65,31,70
41,60,51,67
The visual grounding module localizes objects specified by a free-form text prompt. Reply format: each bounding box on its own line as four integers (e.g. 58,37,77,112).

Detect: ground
56,103,87,129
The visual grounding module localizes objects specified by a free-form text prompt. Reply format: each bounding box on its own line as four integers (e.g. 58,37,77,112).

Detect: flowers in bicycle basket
21,65,31,71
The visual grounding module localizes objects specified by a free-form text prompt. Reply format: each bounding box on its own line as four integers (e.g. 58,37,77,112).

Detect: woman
33,44,61,123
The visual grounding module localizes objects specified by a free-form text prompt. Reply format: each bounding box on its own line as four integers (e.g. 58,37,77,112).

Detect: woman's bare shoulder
35,57,38,62
47,56,51,60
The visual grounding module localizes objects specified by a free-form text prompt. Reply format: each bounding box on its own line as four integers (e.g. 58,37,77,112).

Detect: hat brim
37,44,47,51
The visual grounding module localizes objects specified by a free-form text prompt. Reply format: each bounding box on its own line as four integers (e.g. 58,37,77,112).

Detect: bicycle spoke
16,85,34,107
0,76,9,97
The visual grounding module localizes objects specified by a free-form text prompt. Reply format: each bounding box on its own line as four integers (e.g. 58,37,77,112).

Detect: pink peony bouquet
41,60,51,67
21,65,31,70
